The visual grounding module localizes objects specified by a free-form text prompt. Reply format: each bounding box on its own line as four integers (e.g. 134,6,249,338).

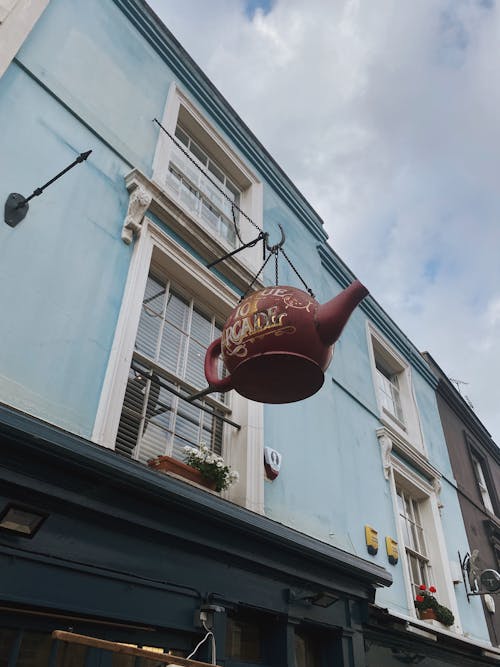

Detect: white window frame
0,0,49,77
380,433,461,630
367,323,425,453
152,83,263,275
92,216,264,513
472,456,495,514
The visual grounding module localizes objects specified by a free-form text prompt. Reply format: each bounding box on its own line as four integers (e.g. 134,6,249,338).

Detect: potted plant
183,444,239,492
148,444,238,493
414,585,454,626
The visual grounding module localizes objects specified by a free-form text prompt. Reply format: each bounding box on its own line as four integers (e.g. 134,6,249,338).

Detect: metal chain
238,252,274,302
231,204,245,246
274,250,279,286
279,247,315,297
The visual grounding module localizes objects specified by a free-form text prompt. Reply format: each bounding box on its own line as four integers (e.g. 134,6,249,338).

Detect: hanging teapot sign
204,280,368,404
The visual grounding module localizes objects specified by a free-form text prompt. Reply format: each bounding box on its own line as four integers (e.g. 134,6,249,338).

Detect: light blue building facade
0,1,496,665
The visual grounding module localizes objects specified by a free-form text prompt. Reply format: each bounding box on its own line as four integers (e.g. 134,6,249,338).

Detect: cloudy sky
147,0,500,445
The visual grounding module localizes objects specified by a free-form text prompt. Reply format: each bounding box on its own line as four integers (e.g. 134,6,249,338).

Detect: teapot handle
204,338,234,393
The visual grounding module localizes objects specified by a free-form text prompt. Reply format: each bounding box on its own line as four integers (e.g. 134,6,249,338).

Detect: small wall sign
264,447,282,480
386,537,399,565
364,525,379,555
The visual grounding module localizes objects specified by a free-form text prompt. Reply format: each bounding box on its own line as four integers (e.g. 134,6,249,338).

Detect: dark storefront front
365,606,500,667
0,405,391,666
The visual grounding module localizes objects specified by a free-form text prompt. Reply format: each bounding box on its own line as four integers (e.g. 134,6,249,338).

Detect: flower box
414,585,454,627
147,455,217,491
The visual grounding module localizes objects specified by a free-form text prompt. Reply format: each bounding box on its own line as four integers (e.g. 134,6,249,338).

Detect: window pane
143,275,166,314
174,125,189,147
17,632,52,667
208,160,224,183
225,619,261,662
159,327,188,376
135,276,166,357
190,307,212,347
136,308,162,358
172,402,201,457
165,292,190,331
398,513,411,548
0,628,17,667
56,641,87,667
138,384,174,463
295,632,321,667
185,339,207,388
190,140,208,166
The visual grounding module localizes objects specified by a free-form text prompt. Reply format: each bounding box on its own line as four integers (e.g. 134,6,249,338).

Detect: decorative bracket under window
378,431,393,480
121,185,152,244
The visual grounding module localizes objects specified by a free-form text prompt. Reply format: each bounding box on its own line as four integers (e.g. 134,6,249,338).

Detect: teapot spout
316,279,369,346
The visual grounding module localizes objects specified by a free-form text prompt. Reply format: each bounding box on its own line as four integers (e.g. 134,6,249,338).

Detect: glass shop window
0,628,17,667
226,617,262,663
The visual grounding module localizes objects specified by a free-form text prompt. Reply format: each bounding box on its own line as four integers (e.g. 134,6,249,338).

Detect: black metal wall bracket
4,149,92,227
4,193,29,228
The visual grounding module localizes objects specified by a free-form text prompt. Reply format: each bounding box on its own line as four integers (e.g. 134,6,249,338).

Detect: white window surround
472,456,495,514
93,214,264,514
0,0,49,77
367,323,426,453
380,434,461,631
152,82,263,276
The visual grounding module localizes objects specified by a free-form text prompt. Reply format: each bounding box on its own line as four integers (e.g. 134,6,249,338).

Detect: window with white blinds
115,272,227,464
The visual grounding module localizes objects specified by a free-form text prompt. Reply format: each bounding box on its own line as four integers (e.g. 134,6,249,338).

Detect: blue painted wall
0,0,490,644
0,0,175,435
260,186,488,639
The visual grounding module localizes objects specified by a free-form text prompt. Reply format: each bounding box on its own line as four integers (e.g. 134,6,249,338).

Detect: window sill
124,169,264,296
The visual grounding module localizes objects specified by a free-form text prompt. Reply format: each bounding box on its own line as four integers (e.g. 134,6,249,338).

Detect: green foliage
184,444,239,492
414,585,454,627
435,605,455,627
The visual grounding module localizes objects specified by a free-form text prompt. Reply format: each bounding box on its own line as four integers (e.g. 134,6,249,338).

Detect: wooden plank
52,631,219,667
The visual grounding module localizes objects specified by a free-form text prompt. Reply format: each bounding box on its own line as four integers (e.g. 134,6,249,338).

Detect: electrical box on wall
386,537,399,565
264,447,282,480
364,525,379,555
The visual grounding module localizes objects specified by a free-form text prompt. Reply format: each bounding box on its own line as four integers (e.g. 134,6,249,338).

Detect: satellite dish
480,569,500,593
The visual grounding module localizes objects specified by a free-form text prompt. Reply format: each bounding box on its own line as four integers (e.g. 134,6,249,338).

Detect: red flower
419,584,427,590
429,586,437,593
416,595,424,602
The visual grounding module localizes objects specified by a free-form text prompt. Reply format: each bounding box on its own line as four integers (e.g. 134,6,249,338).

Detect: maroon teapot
204,280,368,404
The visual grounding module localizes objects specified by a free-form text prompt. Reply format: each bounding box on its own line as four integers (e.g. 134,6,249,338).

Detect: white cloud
147,0,500,445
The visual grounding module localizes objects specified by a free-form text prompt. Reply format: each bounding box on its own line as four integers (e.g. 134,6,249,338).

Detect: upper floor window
152,84,263,273
368,325,424,451
165,124,241,247
376,359,405,426
472,456,495,514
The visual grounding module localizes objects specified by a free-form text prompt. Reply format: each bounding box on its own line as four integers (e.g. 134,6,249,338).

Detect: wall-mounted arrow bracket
4,149,92,227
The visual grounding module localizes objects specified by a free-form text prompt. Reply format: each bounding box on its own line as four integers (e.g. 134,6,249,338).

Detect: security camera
480,569,500,593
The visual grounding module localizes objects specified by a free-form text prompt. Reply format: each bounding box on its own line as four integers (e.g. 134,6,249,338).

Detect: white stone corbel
121,185,152,244
377,429,393,480
432,477,442,496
